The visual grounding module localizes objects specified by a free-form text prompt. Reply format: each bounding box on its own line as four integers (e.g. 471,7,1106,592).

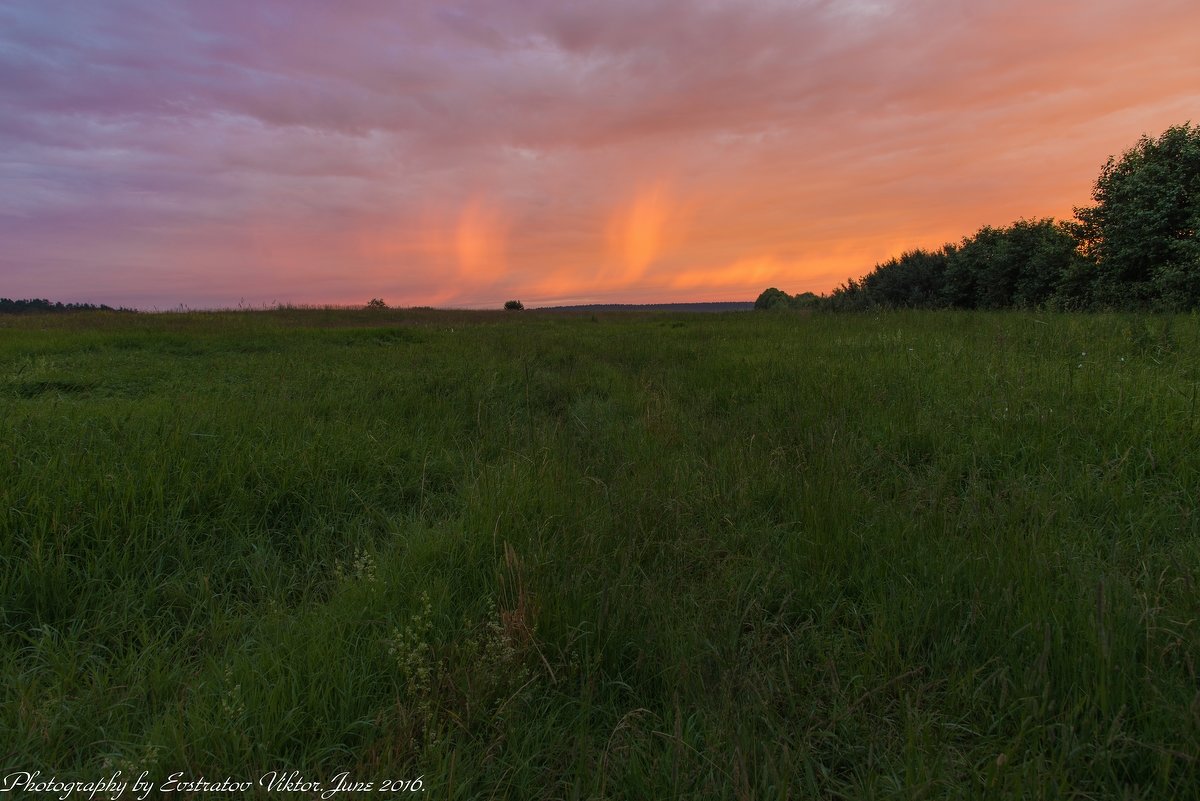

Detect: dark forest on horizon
0,298,127,314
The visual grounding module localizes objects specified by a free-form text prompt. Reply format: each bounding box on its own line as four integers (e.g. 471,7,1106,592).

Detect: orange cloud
668,255,789,292
6,0,1199,310
606,183,680,284
456,198,509,282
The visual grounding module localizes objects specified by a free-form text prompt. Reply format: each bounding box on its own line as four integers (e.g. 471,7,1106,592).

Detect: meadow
1,307,1198,799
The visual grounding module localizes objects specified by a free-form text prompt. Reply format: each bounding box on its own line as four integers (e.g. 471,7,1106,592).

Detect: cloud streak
2,0,1198,307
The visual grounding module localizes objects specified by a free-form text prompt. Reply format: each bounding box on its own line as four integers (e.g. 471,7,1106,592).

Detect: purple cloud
2,0,1198,307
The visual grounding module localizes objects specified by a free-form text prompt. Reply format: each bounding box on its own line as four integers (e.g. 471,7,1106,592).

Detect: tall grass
1,309,1197,798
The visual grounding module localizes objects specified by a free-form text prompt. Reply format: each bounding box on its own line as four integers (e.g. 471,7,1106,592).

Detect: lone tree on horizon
504,299,525,311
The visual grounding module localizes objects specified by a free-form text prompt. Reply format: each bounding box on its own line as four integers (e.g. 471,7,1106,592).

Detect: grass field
2,308,1199,799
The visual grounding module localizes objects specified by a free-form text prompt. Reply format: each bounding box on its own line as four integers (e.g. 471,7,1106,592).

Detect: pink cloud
1,0,1198,307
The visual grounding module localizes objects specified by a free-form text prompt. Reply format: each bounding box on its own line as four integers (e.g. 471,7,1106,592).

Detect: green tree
504,299,525,311
1073,122,1200,309
945,220,1078,309
753,287,793,310
790,291,820,309
1006,219,1080,308
861,248,952,308
826,278,869,311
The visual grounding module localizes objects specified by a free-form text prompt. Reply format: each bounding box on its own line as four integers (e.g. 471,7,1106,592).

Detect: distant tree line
0,298,127,314
760,122,1200,312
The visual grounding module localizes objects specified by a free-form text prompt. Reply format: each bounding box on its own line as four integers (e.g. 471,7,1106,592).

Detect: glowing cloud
1,0,1197,308
669,255,788,292
607,183,678,284
455,198,509,282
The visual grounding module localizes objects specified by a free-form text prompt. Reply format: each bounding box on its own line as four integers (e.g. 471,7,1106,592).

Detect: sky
2,1,1199,309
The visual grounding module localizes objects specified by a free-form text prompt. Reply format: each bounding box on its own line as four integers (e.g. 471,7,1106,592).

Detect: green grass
1,308,1198,799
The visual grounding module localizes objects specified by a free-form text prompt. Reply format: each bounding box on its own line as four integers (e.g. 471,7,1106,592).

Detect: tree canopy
821,220,1079,311
766,122,1199,312
1073,122,1200,310
754,288,819,310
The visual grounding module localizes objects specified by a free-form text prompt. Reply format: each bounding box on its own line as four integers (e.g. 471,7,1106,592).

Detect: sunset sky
3,1,1199,309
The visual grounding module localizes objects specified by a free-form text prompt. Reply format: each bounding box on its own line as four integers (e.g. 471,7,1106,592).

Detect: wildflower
336,548,377,584
221,666,246,720
352,549,377,583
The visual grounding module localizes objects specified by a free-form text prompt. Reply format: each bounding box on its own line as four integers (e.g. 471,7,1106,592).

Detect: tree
826,277,870,311
944,220,1078,309
1073,122,1200,309
753,287,793,310
754,287,822,311
366,298,388,309
1005,219,1080,308
504,299,525,311
791,291,820,309
862,248,950,308
816,219,1080,311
